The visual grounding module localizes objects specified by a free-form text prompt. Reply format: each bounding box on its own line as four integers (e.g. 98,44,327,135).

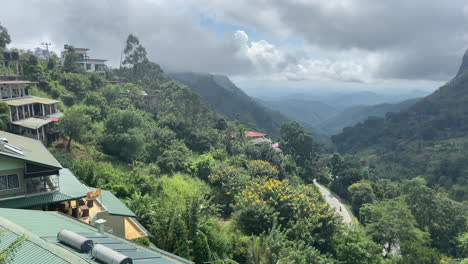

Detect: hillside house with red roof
244,131,268,138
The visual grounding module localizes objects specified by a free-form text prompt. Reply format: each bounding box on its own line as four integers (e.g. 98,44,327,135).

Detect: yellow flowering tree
234,179,338,238
247,160,279,180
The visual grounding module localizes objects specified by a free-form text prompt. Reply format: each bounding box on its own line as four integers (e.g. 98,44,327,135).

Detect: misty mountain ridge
332,48,468,201
246,88,430,107
319,98,420,135
168,71,289,136
258,93,422,135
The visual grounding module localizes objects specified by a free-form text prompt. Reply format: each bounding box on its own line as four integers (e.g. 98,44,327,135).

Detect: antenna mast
41,42,52,58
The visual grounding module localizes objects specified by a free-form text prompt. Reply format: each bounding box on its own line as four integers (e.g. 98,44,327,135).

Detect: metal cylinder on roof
91,244,133,264
57,229,94,253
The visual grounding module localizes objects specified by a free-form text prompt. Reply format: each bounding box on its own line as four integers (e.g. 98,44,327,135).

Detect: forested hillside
258,98,338,127
320,98,419,135
169,72,288,136
1,22,467,263
333,49,468,201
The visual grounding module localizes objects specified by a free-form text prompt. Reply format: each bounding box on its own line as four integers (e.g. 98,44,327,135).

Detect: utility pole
41,42,51,58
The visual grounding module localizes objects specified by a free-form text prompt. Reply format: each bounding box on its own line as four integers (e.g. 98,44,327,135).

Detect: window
0,174,20,191
86,64,91,70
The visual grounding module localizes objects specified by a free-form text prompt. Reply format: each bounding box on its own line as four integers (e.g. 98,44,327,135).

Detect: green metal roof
0,131,62,169
0,169,87,209
12,117,53,129
90,188,136,217
3,96,60,106
60,169,90,198
0,227,72,264
0,208,193,264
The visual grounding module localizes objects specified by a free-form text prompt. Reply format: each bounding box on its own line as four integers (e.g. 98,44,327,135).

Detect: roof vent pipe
91,244,133,264
95,219,107,234
57,229,94,253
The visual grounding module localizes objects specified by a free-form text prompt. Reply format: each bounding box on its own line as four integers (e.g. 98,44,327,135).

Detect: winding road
313,179,353,226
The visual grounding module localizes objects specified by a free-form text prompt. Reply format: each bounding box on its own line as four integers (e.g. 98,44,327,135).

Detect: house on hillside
244,131,268,139
61,45,107,73
0,208,193,264
244,130,282,152
0,80,62,144
0,131,148,241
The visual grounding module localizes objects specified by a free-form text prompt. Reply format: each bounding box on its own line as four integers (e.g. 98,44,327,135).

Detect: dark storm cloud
207,0,468,81
1,0,253,75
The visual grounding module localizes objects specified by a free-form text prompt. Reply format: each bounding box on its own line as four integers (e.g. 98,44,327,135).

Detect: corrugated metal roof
0,227,71,264
12,117,53,129
60,169,90,198
0,208,194,264
0,169,87,209
87,58,107,62
0,81,37,85
94,189,136,217
0,131,62,169
0,192,80,209
3,96,60,106
245,131,268,137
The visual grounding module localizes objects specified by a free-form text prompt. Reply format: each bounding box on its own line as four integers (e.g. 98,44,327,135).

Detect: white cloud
232,30,371,83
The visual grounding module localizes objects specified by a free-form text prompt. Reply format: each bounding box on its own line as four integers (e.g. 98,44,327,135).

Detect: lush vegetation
169,72,288,137
332,51,468,202
1,22,467,263
320,98,419,135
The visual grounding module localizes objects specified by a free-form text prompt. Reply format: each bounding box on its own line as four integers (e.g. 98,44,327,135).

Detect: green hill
320,98,419,135
332,49,468,200
258,98,339,127
168,72,289,136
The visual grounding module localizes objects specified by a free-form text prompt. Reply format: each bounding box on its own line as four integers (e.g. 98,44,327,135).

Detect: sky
2,0,468,93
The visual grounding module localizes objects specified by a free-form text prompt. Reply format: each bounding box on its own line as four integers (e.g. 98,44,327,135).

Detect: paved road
313,179,352,226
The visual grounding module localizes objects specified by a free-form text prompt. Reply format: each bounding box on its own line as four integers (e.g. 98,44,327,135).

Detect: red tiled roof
245,131,267,137
0,81,37,85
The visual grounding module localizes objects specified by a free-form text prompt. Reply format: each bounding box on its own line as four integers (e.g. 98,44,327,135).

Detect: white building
62,46,107,73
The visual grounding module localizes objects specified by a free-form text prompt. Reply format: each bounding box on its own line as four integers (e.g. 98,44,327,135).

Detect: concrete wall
93,211,126,238
0,156,25,198
0,156,24,170
106,214,125,238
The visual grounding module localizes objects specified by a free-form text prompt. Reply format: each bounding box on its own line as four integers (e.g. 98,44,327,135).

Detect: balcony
25,175,59,195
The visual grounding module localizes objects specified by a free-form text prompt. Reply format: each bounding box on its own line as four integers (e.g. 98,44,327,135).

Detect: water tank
91,244,132,264
57,229,94,253
3,52,10,60
10,52,19,60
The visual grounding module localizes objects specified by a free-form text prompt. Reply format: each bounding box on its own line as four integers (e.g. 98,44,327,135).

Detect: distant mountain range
170,71,426,145
258,94,422,135
168,72,289,137
332,49,468,200
258,98,339,127
318,98,420,135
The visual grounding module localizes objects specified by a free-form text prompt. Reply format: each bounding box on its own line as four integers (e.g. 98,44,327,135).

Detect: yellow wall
124,217,147,240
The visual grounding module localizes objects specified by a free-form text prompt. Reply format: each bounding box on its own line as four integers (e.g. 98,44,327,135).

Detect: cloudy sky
2,0,468,93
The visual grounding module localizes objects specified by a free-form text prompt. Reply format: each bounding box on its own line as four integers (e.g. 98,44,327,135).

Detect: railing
25,175,59,195
0,175,59,200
